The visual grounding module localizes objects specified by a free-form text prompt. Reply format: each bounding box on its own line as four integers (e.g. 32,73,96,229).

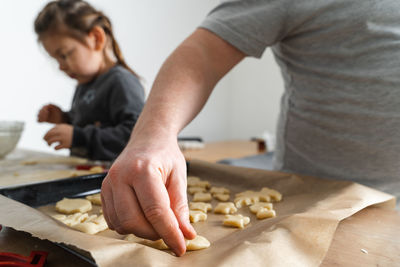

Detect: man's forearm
130,28,245,141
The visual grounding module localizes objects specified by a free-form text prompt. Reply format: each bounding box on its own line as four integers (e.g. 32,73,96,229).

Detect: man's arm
101,28,245,256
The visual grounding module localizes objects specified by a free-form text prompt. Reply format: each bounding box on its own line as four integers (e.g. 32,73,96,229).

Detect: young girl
35,0,145,161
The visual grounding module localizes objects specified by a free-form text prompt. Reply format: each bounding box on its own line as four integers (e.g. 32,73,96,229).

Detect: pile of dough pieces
51,175,282,253
188,175,282,229
52,193,107,235
52,192,211,252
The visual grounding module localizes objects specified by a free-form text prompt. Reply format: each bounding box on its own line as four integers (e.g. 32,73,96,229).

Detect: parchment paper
0,149,99,188
0,160,396,267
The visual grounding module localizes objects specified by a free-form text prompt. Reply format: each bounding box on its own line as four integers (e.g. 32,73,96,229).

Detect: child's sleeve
71,75,145,161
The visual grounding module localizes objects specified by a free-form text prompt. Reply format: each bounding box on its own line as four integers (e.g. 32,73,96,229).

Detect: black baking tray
0,173,106,207
0,173,107,266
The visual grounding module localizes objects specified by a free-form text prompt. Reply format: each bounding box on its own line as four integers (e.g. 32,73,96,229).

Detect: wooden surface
182,140,262,162
1,147,399,266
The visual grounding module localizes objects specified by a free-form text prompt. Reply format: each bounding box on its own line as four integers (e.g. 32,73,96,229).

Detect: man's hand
43,124,73,150
101,135,196,256
37,104,65,124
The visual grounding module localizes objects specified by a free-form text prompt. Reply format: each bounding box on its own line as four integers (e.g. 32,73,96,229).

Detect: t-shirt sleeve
200,0,290,58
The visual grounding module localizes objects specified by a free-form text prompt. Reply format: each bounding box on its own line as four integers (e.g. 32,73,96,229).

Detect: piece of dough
188,186,207,195
249,202,273,214
256,208,276,219
223,214,250,229
213,193,230,202
189,202,212,213
52,212,88,227
234,187,282,208
210,186,230,195
186,235,210,250
234,190,267,208
187,176,211,188
214,202,237,214
55,198,92,214
72,214,108,234
187,176,201,186
260,187,282,202
89,166,104,173
132,235,211,251
189,210,207,223
141,239,170,250
86,193,102,205
193,192,212,202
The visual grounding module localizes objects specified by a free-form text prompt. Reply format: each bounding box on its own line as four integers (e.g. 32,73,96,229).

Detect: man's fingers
101,178,117,231
135,171,187,256
112,183,159,239
167,169,196,240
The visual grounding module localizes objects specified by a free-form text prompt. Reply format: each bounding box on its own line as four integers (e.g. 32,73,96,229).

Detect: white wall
0,0,283,155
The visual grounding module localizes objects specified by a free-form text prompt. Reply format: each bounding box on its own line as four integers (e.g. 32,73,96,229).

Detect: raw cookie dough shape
213,193,230,202
188,186,207,195
189,210,207,223
193,192,212,202
234,187,282,208
72,214,108,234
189,202,212,213
187,176,211,188
55,198,92,214
210,186,230,195
186,235,210,250
89,166,104,173
234,190,268,208
256,208,276,219
249,202,273,214
132,235,211,251
52,212,88,227
86,193,102,205
260,187,282,202
214,202,237,214
223,214,250,229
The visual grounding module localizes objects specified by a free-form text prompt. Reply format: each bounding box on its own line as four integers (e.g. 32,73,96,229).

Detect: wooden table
1,146,399,266
182,140,262,162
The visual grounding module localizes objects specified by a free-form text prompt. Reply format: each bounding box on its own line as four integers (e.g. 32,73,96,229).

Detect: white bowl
0,121,24,158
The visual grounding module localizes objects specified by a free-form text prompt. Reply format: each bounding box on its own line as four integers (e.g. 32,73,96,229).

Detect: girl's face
41,32,104,84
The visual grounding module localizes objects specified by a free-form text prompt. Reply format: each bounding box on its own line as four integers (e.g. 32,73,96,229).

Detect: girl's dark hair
34,0,138,77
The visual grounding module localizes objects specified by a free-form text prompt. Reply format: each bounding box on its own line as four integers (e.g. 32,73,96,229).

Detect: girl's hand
38,104,65,124
43,124,73,150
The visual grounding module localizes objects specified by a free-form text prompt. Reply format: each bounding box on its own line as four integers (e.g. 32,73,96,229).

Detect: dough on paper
223,214,250,229
72,214,108,235
55,198,92,214
127,235,211,251
214,202,237,214
189,202,212,213
193,192,212,202
189,210,207,223
86,193,102,205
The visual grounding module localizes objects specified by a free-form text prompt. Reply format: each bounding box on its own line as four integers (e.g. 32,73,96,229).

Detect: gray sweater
67,65,145,161
201,0,400,201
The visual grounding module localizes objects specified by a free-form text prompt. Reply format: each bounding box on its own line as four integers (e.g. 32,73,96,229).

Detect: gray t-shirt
201,0,400,201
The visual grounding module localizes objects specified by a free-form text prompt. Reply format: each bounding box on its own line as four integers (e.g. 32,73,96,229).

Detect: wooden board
182,140,262,162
